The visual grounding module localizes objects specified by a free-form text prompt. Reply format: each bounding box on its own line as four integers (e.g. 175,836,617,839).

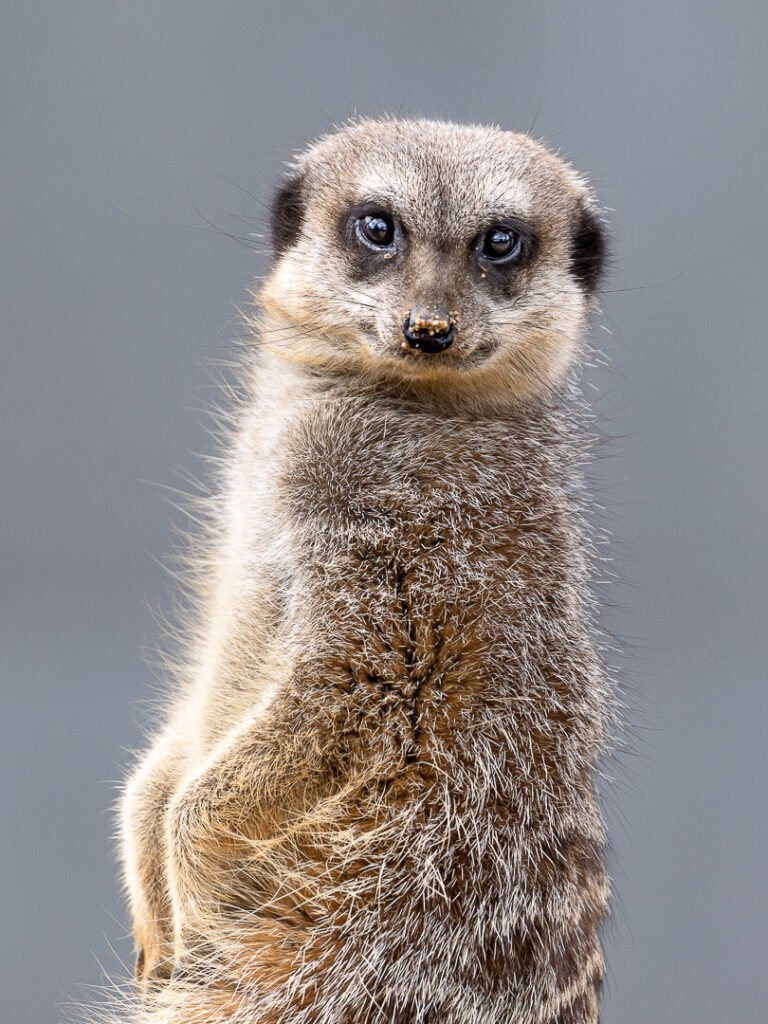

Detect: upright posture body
120,118,612,1024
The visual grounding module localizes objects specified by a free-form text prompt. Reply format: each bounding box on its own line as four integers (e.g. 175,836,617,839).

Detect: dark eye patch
480,226,522,263
339,201,402,276
474,216,538,271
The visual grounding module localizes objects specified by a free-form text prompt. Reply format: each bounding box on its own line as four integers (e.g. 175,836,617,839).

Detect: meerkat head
256,118,605,402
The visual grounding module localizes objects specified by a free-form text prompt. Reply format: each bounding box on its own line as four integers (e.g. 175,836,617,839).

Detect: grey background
2,2,766,1021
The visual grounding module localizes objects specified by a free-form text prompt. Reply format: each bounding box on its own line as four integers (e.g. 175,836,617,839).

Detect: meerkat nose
402,305,457,353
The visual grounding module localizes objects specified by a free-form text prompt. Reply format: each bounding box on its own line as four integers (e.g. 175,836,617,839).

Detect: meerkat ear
270,172,306,258
570,203,607,294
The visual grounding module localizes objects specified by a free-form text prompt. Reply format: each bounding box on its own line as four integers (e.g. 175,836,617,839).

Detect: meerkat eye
481,226,523,263
356,213,395,249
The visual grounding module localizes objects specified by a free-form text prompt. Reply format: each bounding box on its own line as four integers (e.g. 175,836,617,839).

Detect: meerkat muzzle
402,305,457,353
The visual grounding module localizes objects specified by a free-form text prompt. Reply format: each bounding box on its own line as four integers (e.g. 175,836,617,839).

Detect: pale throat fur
118,118,612,1024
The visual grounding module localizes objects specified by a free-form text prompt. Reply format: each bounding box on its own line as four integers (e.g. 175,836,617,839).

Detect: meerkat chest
259,399,570,772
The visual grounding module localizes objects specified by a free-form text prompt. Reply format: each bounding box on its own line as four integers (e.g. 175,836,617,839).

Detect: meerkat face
257,118,605,401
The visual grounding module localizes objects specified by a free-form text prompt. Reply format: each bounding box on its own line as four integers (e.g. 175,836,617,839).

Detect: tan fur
116,118,613,1024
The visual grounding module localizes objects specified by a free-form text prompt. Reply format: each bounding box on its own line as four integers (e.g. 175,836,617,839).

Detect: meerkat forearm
121,737,185,985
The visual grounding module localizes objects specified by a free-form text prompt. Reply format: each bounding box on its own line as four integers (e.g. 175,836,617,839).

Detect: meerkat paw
133,924,176,992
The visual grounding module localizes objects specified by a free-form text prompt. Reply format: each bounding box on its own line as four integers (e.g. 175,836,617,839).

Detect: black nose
402,309,456,353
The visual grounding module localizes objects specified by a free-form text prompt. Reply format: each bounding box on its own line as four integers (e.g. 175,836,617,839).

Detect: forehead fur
292,117,592,243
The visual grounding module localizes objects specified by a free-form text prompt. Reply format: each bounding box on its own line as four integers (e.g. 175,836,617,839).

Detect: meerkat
117,117,612,1024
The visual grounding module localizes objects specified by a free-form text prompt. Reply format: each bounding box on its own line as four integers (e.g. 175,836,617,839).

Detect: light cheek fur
486,265,589,395
111,118,613,1024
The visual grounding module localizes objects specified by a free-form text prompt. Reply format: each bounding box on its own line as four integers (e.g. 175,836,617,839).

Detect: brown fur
115,118,613,1024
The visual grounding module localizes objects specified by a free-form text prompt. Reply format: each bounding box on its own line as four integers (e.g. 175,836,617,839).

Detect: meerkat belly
205,523,603,1009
